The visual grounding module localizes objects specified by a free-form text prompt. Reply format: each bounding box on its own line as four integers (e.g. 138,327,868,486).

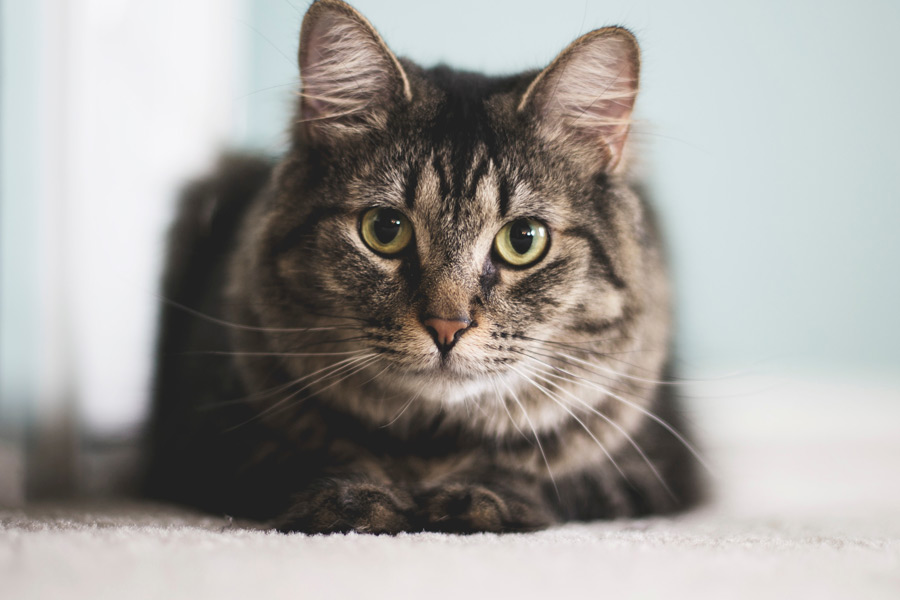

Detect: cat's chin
380,358,512,405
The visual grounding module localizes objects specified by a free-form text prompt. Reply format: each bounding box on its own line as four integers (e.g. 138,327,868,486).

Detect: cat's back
144,154,273,509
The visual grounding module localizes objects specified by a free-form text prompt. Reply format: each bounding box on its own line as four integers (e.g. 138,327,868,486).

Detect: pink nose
423,317,470,349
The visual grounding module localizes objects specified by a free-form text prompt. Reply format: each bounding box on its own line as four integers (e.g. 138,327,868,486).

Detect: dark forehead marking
467,155,488,200
497,177,510,218
404,164,419,210
422,66,523,221
431,153,451,212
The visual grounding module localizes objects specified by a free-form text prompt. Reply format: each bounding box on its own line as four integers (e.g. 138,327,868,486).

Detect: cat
143,0,702,534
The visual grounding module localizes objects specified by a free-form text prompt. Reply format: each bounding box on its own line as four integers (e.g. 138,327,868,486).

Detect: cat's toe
418,484,512,533
418,484,555,533
275,481,411,535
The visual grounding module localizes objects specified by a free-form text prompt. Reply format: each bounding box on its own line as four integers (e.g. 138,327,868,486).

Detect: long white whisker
529,351,714,476
189,349,370,358
197,351,370,410
242,355,384,428
159,295,361,334
381,386,423,428
225,354,378,431
524,348,650,398
496,374,560,499
509,364,629,484
528,363,674,500
488,376,529,442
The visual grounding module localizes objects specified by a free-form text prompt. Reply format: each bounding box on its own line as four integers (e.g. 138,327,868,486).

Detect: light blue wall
0,0,40,427
241,0,900,376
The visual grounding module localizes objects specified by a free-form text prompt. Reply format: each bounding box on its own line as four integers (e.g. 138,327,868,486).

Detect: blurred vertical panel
0,0,40,506
66,0,241,434
0,0,242,499
66,0,242,493
1,0,78,501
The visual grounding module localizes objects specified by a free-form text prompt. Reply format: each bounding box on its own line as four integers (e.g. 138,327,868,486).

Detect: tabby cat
144,0,701,533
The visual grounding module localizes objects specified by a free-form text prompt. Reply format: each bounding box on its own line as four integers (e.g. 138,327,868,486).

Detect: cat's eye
493,218,549,267
360,207,414,256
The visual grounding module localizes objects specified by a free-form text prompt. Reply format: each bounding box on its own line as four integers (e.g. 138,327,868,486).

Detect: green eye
360,207,413,255
494,218,549,267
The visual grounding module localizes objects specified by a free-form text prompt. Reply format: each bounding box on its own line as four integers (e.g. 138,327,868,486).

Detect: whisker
357,363,392,388
521,352,715,476
182,349,370,358
527,363,675,500
158,295,360,334
516,335,665,374
518,333,631,346
521,347,652,398
223,354,379,429
494,375,560,499
237,80,299,101
241,355,384,428
381,386,423,428
238,19,295,67
488,376,530,443
199,351,371,411
508,364,629,485
557,351,707,387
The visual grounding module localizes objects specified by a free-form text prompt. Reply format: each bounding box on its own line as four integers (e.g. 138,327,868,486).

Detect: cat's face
271,129,617,398
232,0,666,430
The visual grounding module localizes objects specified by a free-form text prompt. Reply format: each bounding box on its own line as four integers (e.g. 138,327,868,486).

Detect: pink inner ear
298,10,395,129
536,32,639,168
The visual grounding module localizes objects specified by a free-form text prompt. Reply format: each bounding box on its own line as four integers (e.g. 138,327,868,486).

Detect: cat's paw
275,480,412,535
417,484,550,533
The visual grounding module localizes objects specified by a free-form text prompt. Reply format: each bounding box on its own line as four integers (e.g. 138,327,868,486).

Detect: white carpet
2,375,899,600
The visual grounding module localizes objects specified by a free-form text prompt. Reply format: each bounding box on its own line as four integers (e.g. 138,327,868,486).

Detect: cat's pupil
373,209,402,244
509,220,534,254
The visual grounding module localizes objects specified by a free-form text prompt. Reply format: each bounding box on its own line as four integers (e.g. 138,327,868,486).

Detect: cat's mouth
404,359,477,378
395,348,505,383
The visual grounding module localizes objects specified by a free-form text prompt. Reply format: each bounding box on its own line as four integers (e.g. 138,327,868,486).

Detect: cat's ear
298,0,412,144
518,27,640,172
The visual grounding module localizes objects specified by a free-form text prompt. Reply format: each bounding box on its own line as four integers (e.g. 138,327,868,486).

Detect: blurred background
1,0,898,507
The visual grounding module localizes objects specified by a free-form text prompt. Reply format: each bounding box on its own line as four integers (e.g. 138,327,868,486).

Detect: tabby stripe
565,226,626,290
432,153,450,201
497,176,510,218
564,316,625,334
508,257,570,317
404,164,419,210
449,150,468,222
272,206,343,255
467,155,489,199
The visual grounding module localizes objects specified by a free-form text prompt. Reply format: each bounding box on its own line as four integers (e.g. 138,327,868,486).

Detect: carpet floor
2,376,899,599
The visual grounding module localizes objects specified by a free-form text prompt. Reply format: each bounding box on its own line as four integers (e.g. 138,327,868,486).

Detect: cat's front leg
274,478,414,534
416,478,556,534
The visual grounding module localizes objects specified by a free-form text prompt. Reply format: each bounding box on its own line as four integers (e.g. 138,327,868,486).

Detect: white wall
1,0,243,498
60,0,243,435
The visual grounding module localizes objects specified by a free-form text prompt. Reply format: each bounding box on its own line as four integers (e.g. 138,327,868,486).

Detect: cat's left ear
518,27,640,173
297,0,412,144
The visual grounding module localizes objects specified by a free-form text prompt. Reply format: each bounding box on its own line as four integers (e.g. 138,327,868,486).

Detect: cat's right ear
297,0,412,145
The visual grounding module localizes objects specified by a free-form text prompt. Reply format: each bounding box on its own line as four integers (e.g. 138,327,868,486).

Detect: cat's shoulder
162,153,274,295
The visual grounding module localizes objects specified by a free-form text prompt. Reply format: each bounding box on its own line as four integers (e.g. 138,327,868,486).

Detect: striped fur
144,0,702,533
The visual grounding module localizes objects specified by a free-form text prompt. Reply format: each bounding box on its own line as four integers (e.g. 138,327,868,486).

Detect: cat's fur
144,0,701,533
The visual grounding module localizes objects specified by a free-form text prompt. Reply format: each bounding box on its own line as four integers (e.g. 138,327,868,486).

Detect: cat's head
232,0,668,433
